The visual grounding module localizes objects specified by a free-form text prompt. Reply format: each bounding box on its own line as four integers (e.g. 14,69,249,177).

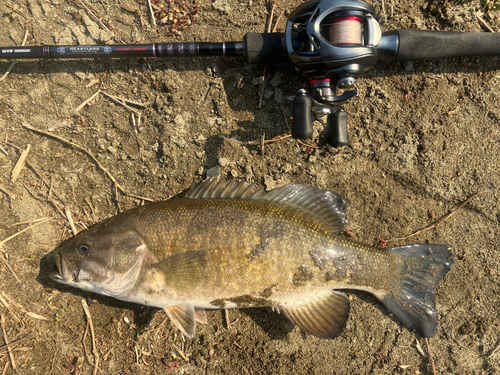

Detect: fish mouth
49,251,73,284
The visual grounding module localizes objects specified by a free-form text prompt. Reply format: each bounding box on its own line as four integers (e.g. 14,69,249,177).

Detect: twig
65,206,79,236
0,217,52,286
0,185,15,200
81,300,99,375
0,218,52,248
1,362,8,375
0,315,16,372
22,124,127,194
260,133,265,155
298,139,320,149
0,333,36,354
5,4,28,20
0,29,28,82
174,345,189,361
489,342,500,358
101,91,142,114
0,293,21,324
6,218,49,229
272,10,284,33
476,12,495,33
5,141,67,205
126,193,154,202
74,90,101,114
147,0,157,26
387,191,490,242
10,144,31,182
247,133,291,146
425,338,437,375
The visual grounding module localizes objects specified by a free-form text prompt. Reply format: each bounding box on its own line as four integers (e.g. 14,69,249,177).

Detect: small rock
197,166,205,175
263,175,278,191
107,146,117,154
269,73,282,87
274,87,283,103
212,0,231,13
218,157,231,167
252,76,265,86
206,167,219,178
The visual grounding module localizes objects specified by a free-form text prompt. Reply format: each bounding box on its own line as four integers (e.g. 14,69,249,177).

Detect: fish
49,179,454,339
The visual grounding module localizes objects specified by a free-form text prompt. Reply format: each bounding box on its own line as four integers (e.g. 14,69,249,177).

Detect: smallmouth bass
49,179,454,339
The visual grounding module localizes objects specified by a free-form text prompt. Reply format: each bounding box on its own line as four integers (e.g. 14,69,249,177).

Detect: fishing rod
2,0,500,146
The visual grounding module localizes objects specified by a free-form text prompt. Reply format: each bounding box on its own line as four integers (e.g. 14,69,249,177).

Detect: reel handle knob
292,89,313,139
330,109,350,147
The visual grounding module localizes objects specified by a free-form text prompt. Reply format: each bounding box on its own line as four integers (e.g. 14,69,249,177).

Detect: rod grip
394,30,500,62
243,33,284,64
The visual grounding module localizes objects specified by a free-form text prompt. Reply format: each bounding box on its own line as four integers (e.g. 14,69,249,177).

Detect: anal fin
195,308,207,325
280,291,350,339
164,305,196,338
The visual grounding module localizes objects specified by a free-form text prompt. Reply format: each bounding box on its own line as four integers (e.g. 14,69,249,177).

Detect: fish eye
78,243,90,252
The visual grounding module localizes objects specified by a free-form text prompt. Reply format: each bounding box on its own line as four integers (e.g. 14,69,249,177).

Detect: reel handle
329,110,349,147
292,90,313,139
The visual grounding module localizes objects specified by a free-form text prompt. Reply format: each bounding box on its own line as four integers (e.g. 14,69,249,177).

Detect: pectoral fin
164,305,196,338
153,250,208,293
280,291,350,339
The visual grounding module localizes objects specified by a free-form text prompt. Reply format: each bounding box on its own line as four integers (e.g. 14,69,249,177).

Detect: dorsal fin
186,179,348,233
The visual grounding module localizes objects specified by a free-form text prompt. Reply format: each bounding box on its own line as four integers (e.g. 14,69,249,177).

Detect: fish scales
121,198,397,306
49,180,454,339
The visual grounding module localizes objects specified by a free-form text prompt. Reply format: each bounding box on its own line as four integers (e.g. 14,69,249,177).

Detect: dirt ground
0,0,499,374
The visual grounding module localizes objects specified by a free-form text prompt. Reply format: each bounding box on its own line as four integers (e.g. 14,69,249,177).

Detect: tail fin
380,244,454,337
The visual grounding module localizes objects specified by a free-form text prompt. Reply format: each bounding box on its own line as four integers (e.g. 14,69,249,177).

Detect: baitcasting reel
2,0,500,147
285,0,382,146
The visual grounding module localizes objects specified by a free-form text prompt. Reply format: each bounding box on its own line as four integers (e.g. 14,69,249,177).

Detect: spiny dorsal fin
186,179,348,233
280,290,351,339
164,305,196,338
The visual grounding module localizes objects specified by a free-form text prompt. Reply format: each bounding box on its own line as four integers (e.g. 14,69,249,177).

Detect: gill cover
60,228,148,297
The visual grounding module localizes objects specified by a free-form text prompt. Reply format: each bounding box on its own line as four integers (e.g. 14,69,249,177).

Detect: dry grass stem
147,0,157,26
101,91,143,114
74,90,101,114
425,338,437,375
0,315,16,372
22,124,127,194
0,29,28,83
10,144,31,182
0,185,15,200
272,10,284,33
247,133,291,146
81,300,100,375
298,139,319,149
174,346,189,361
0,144,8,156
5,218,50,229
476,12,495,32
489,342,500,358
0,294,21,324
260,133,265,155
0,217,52,247
74,0,115,36
65,206,79,236
5,141,67,204
0,333,36,354
126,193,154,202
387,191,490,242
